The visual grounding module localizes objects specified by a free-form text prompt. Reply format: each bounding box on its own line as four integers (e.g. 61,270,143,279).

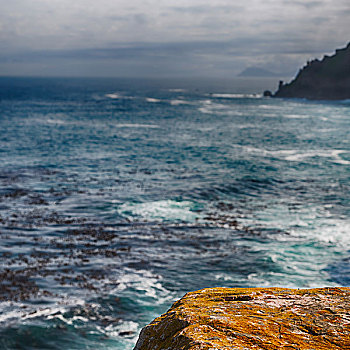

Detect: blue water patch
0,77,350,349
325,254,350,286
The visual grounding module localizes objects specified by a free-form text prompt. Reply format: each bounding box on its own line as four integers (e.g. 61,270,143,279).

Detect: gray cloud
0,0,348,77
293,1,325,9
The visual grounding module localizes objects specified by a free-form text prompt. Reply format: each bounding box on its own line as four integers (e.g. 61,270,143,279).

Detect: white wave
250,204,350,246
118,200,200,222
105,93,134,100
115,124,159,129
198,101,245,116
257,104,281,110
146,97,161,103
242,146,350,165
199,108,245,116
170,99,191,106
284,114,308,119
198,107,215,114
100,320,139,339
168,88,186,92
46,311,89,325
318,128,337,133
114,269,166,296
211,93,262,99
25,114,72,126
45,118,71,125
235,123,259,129
331,150,350,165
281,149,350,164
105,93,120,99
0,303,37,324
110,268,175,309
0,297,86,324
235,203,350,288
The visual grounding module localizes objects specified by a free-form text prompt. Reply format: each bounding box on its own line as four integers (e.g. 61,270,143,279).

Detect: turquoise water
0,77,350,349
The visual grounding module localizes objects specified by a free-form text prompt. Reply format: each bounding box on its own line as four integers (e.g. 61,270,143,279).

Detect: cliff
134,287,350,350
273,42,350,100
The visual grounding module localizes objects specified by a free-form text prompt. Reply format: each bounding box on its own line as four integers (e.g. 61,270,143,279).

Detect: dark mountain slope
274,43,350,100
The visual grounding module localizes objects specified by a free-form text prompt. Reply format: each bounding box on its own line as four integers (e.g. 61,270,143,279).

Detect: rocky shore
269,42,350,100
134,287,350,349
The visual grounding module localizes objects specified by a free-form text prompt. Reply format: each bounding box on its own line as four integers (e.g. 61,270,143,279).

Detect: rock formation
273,42,350,100
134,287,350,349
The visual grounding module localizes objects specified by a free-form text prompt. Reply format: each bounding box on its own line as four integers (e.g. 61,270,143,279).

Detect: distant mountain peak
238,67,279,77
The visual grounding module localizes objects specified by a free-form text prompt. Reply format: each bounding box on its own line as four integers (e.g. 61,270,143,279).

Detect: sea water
0,77,349,349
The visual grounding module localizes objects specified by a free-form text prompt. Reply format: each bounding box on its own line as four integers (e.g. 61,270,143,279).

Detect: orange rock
134,287,350,350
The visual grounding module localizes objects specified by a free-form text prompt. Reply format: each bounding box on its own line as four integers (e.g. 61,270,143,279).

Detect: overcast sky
0,0,349,77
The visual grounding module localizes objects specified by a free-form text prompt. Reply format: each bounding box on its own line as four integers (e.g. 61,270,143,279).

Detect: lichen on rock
134,287,350,349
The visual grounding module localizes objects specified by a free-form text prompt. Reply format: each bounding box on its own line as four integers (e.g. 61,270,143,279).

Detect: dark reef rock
274,42,350,100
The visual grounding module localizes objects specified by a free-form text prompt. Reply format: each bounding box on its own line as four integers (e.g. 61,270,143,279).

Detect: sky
0,0,349,78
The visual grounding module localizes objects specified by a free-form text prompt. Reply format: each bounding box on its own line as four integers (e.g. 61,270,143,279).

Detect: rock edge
134,287,350,350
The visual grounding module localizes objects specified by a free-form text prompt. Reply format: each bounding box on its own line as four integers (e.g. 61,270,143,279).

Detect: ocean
0,77,349,349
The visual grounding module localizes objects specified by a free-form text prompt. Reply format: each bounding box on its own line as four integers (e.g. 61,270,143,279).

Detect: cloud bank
0,0,349,77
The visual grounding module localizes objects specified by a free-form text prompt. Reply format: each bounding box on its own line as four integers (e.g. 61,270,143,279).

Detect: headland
267,42,350,100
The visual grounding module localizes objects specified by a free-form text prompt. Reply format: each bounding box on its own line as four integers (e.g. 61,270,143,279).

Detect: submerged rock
273,42,350,100
134,287,350,349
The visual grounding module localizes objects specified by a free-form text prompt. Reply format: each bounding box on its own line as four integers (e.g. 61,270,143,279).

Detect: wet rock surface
134,287,350,350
